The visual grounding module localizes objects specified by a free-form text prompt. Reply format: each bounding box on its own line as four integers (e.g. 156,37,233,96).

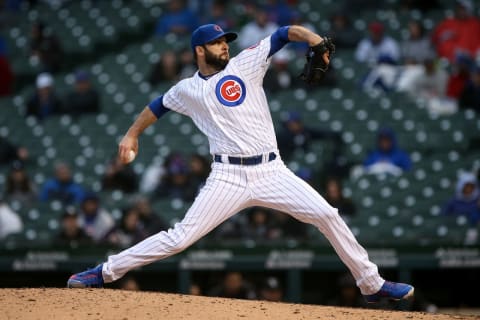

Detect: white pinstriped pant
103,157,384,294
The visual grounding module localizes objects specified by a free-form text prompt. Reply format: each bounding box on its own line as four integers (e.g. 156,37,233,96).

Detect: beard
204,47,229,71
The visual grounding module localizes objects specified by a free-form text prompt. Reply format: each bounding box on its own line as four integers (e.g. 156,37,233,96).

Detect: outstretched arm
118,107,157,164
287,25,323,47
268,25,330,64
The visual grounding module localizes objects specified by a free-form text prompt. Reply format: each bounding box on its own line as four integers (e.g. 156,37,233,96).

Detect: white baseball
127,150,136,163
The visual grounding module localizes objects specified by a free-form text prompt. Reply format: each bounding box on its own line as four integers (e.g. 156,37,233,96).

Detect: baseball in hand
126,150,136,163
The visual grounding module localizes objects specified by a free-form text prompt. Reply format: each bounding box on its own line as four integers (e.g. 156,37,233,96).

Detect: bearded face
203,45,229,70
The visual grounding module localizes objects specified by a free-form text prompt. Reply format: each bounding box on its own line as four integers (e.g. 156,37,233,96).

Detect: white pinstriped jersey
102,27,388,296
163,36,277,156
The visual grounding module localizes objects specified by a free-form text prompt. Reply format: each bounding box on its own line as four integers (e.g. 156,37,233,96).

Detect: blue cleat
364,281,414,303
67,264,104,288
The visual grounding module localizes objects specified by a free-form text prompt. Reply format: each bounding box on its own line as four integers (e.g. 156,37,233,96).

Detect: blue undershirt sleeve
148,95,170,119
268,26,290,58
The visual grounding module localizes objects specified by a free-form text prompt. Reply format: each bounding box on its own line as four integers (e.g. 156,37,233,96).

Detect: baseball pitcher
68,24,414,303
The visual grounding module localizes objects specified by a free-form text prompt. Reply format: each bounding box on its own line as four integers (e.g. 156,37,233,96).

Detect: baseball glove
300,37,335,85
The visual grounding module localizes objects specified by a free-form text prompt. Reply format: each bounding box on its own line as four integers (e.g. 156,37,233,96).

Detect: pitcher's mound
0,288,475,320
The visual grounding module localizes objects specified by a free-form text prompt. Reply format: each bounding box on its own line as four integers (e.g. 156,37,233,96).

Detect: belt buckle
240,157,244,165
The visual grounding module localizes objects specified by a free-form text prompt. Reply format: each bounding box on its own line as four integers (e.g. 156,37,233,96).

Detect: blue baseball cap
191,24,237,52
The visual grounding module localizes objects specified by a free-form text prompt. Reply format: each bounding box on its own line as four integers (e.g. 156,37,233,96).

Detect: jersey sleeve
233,26,290,84
161,83,190,117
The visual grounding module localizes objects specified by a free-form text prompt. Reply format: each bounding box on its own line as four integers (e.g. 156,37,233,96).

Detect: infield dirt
0,288,477,320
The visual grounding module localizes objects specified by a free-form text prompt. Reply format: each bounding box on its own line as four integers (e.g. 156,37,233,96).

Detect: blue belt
214,152,276,165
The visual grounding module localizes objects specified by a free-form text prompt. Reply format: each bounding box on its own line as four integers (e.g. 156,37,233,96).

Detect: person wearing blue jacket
442,172,480,226
39,162,86,205
363,127,412,175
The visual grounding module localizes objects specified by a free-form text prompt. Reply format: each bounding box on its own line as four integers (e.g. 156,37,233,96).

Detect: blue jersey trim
268,26,290,58
148,95,170,118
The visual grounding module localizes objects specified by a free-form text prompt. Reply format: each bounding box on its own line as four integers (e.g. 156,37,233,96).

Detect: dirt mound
0,288,476,320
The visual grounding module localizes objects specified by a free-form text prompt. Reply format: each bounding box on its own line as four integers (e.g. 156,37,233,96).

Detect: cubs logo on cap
215,75,246,107
191,24,238,51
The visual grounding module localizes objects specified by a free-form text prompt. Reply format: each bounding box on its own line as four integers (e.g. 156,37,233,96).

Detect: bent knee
162,227,197,254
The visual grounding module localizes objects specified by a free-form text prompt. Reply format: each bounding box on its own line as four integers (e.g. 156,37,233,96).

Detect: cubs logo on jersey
215,75,246,107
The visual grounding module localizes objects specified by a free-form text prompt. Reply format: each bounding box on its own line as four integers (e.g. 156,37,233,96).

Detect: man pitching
68,23,414,303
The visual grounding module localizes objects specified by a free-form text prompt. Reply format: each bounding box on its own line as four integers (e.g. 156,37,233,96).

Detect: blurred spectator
105,206,148,248
363,127,412,176
154,0,199,37
77,193,115,242
326,12,361,49
412,52,475,115
5,161,37,203
328,273,367,308
155,153,196,201
238,6,278,49
431,0,480,62
39,161,86,204
401,20,434,65
148,50,180,86
0,137,29,166
204,0,235,31
258,276,284,302
63,70,100,117
119,276,140,291
56,206,92,247
178,47,196,80
26,72,62,121
131,196,168,235
324,177,356,217
401,56,448,101
188,153,210,195
101,156,138,193
446,52,473,100
459,65,480,112
208,272,256,299
395,54,462,116
29,21,63,73
244,207,275,241
355,21,400,65
270,210,308,240
277,111,346,177
0,196,23,239
360,60,399,93
442,172,480,226
0,35,14,96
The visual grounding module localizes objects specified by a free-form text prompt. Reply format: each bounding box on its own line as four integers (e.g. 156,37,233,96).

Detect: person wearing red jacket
432,0,480,61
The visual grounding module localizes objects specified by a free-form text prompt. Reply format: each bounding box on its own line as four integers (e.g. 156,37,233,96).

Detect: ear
195,45,204,58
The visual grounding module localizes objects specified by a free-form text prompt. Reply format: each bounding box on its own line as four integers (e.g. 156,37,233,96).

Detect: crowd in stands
1,0,480,312
25,70,100,121
357,0,480,115
0,0,479,258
